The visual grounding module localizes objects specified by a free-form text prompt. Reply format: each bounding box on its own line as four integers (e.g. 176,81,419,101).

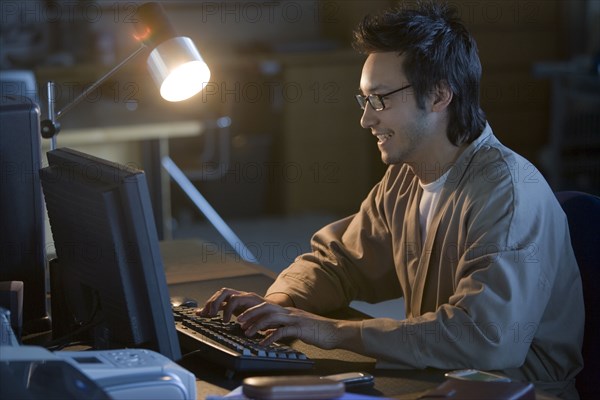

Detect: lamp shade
146,36,211,102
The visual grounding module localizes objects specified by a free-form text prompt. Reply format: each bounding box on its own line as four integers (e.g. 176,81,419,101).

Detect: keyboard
173,306,314,372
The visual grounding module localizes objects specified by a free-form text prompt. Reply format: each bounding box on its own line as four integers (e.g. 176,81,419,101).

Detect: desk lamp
37,2,258,263
40,2,211,148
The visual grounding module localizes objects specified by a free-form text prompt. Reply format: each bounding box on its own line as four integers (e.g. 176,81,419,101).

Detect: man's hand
236,302,347,349
197,288,266,322
197,287,363,352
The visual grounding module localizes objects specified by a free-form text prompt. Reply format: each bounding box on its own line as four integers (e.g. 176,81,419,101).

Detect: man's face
359,52,440,166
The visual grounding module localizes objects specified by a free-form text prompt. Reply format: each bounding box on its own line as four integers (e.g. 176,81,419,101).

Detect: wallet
419,379,535,400
242,376,345,400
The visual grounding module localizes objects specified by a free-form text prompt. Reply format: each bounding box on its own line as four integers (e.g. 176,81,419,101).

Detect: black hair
353,1,486,145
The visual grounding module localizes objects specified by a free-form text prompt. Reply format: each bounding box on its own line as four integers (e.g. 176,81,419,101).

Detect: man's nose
360,102,378,129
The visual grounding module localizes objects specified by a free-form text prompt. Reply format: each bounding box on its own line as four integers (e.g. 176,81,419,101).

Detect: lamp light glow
42,2,211,142
147,36,211,102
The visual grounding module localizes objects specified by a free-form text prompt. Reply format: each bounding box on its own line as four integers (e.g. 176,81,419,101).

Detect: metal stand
161,156,258,264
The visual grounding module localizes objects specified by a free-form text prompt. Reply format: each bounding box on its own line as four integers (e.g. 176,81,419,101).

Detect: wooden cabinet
279,51,384,215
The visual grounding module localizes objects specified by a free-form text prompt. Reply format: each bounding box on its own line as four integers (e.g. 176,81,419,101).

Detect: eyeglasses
355,84,412,111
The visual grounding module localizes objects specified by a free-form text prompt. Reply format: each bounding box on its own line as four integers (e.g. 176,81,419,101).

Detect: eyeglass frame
355,84,412,111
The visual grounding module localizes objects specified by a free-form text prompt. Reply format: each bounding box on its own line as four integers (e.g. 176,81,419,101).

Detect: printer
0,309,195,400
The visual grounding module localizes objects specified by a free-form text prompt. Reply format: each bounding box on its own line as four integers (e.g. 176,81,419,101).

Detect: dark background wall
1,0,599,223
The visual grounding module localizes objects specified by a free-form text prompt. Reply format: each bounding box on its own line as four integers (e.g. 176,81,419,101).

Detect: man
200,2,584,397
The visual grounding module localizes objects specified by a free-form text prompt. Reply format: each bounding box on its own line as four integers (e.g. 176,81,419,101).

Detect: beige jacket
267,124,584,396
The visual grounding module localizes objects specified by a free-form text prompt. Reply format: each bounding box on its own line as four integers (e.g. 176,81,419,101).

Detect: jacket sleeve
266,173,402,315
361,247,554,370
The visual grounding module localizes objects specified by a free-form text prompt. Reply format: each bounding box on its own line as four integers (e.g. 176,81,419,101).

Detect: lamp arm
41,43,148,142
56,43,148,120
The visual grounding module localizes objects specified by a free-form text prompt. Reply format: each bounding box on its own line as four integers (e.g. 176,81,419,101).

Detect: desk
160,240,442,399
178,349,445,400
41,120,204,239
159,240,558,400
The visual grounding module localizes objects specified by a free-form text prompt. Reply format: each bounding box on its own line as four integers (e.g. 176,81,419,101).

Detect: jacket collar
445,122,495,191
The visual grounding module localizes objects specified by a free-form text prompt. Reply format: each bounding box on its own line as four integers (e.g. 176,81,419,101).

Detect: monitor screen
40,148,180,360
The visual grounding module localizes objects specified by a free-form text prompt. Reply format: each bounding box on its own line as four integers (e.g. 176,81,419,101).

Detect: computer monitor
0,95,49,336
40,147,181,360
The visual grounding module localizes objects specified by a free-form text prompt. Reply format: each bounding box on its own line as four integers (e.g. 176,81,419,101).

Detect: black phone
322,372,375,388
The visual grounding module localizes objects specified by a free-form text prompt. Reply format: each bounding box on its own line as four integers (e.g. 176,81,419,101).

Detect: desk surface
160,240,557,400
41,120,204,147
161,240,435,399
178,346,446,400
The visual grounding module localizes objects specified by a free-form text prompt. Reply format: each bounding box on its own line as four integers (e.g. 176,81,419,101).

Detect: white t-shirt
418,134,489,243
419,169,451,244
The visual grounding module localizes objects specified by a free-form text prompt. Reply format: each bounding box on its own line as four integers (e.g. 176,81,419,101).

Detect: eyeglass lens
355,95,384,111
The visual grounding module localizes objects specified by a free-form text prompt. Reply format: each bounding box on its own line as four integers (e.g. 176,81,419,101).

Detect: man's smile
373,131,394,144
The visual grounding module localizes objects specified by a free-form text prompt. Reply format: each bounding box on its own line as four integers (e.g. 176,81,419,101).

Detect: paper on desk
206,385,389,400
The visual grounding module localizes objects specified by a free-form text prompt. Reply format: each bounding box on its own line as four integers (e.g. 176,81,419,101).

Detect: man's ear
431,80,453,112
